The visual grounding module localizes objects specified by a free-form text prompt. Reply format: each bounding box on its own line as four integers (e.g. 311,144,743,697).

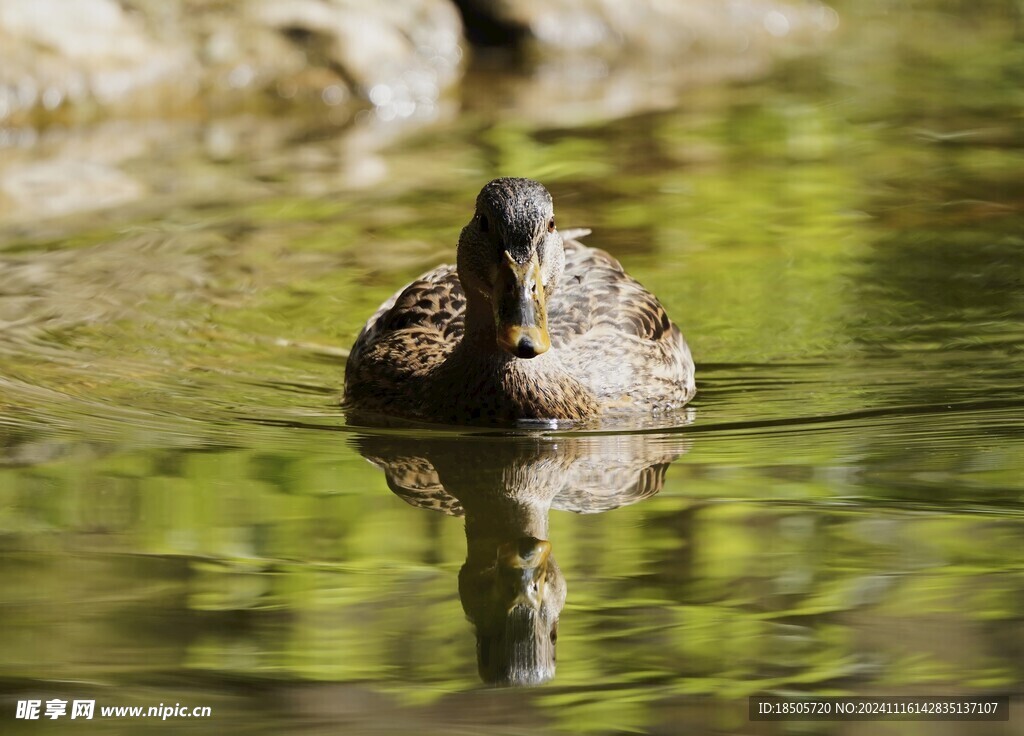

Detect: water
2,1,1023,733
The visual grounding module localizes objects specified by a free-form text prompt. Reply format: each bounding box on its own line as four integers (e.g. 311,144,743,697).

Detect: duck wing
361,451,465,517
548,240,674,348
547,239,694,408
344,265,465,410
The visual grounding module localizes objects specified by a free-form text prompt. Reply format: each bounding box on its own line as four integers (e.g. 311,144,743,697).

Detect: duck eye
479,214,489,233
547,217,555,233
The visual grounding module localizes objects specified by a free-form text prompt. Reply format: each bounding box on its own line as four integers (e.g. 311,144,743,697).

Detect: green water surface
1,2,1022,734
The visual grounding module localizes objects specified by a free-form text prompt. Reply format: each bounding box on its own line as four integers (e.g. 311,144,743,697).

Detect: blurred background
1,0,1023,733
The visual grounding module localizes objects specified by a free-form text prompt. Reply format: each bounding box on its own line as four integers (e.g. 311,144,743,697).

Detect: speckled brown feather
344,236,695,425
354,433,686,516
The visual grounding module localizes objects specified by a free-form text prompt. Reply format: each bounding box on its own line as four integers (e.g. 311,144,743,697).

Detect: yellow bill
493,251,550,359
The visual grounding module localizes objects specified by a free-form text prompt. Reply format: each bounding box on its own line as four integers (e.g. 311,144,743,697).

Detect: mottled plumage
344,178,695,425
355,433,684,518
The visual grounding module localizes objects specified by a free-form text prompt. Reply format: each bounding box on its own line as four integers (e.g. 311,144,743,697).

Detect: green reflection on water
2,0,1024,733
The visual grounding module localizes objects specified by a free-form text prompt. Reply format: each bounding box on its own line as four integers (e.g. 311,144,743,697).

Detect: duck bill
497,537,552,611
493,251,551,359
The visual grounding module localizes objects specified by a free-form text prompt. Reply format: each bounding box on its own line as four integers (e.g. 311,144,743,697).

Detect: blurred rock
457,0,839,125
0,0,199,123
0,0,835,126
251,0,462,114
0,0,464,125
457,0,838,55
0,0,840,223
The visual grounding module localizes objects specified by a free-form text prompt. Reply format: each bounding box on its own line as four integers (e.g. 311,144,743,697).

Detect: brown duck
345,178,695,424
353,431,685,685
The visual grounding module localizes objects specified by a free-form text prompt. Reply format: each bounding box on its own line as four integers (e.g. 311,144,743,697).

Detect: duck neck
463,492,552,566
438,282,598,422
429,450,556,559
459,290,506,357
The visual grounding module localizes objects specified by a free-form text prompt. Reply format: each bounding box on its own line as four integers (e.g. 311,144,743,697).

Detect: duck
344,177,695,425
352,432,686,684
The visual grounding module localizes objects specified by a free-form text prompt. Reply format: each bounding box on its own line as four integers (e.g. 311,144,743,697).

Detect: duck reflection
352,432,687,686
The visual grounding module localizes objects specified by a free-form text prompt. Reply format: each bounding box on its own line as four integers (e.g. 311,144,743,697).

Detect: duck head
457,178,566,359
459,536,566,686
